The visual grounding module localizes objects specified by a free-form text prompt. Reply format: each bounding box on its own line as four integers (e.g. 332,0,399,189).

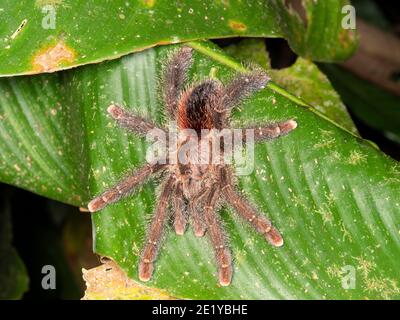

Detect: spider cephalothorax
88,47,297,286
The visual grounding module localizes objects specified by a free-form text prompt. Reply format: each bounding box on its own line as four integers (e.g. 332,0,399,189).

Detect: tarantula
88,46,297,286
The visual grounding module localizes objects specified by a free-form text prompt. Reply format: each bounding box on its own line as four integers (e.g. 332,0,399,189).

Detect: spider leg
189,187,210,237
203,186,233,286
87,163,166,212
107,104,164,136
173,182,187,235
218,69,270,114
220,167,283,247
163,46,193,117
139,175,175,282
243,120,297,142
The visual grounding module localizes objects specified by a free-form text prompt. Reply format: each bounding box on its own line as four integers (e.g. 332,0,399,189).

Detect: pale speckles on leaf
314,203,334,225
326,264,342,279
366,278,400,299
234,249,247,265
348,150,367,165
330,150,342,161
354,256,376,279
353,256,400,299
324,192,336,207
339,222,353,242
313,137,335,149
32,41,76,72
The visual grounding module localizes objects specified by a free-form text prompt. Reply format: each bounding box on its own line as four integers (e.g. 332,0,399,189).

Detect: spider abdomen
178,80,223,132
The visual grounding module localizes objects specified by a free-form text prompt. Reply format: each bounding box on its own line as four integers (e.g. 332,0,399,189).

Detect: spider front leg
88,163,166,212
243,119,298,142
203,186,233,286
218,69,270,114
107,104,164,137
139,175,175,282
220,167,283,247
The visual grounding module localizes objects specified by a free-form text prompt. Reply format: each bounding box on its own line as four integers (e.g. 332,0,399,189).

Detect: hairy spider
88,47,297,286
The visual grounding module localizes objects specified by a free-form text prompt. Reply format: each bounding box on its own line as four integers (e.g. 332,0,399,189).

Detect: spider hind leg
139,176,175,282
203,186,233,286
220,167,283,247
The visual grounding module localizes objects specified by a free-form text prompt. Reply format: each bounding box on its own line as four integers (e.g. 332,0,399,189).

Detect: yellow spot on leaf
141,0,155,8
228,20,247,32
32,41,76,72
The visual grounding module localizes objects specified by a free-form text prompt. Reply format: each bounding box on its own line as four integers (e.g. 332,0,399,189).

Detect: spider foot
252,119,298,141
87,196,106,212
219,266,233,287
279,119,297,134
138,261,154,282
193,221,207,237
265,226,284,247
174,220,186,236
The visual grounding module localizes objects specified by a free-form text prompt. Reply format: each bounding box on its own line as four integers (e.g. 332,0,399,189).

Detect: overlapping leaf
0,0,357,76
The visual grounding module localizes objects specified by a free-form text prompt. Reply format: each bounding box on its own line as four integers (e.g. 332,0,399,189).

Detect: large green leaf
0,42,399,299
321,64,400,143
0,0,357,76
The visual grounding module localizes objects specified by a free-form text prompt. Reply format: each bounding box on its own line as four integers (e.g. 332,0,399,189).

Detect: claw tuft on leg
138,262,154,282
265,226,284,247
219,266,233,287
87,197,105,212
107,104,123,119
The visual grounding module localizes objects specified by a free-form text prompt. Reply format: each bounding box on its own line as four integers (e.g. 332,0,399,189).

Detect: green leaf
0,42,399,299
0,192,29,300
273,0,359,61
321,64,400,143
0,0,357,76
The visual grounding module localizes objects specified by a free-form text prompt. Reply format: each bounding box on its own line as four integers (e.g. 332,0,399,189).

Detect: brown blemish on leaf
32,41,76,72
82,259,177,300
228,20,247,32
